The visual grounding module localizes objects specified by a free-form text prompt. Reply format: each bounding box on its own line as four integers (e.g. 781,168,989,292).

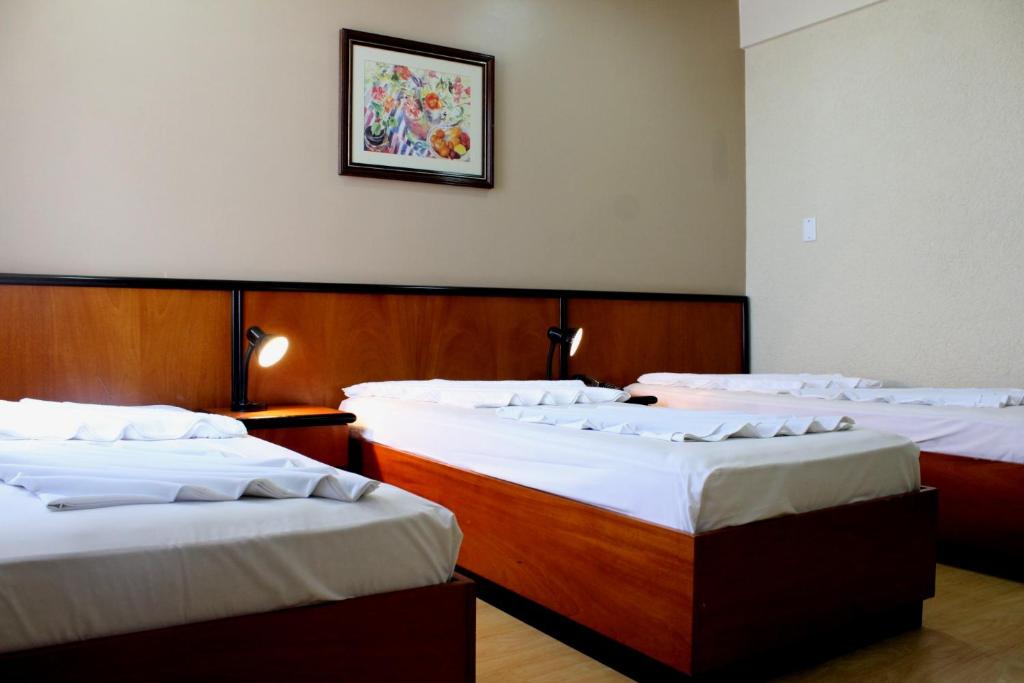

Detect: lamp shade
257,335,289,367
568,327,583,357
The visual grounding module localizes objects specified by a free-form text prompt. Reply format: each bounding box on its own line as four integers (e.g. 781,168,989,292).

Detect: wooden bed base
920,451,1024,580
0,574,475,683
359,441,937,676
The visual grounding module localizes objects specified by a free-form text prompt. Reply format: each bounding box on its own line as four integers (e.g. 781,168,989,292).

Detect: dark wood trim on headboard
0,273,750,407
0,272,750,303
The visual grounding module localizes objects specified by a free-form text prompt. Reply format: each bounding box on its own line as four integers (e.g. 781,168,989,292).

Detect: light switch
802,217,816,242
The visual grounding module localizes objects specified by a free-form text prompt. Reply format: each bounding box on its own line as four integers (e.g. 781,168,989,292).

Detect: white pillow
343,379,629,408
636,373,883,392
0,399,246,441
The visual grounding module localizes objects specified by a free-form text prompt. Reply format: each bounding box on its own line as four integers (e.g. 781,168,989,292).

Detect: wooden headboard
0,281,231,408
568,296,746,390
0,275,748,409
244,291,559,407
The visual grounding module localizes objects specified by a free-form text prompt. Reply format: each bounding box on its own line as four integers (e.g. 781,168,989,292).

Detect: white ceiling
739,0,886,48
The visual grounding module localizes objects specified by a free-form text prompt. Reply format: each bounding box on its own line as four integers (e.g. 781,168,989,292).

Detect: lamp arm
234,341,257,409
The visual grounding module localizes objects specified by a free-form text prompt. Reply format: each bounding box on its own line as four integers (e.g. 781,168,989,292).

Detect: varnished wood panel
568,298,745,389
920,451,1024,578
0,285,230,409
245,291,560,407
359,441,697,673
691,487,937,673
0,575,475,683
247,425,349,468
360,440,937,676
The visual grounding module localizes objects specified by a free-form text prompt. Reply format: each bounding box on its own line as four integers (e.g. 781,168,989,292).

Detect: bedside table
207,406,356,469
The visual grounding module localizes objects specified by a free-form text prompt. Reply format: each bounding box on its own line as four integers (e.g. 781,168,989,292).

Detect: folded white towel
637,373,883,393
496,403,854,442
343,379,629,408
0,444,378,510
789,387,1024,409
0,399,246,441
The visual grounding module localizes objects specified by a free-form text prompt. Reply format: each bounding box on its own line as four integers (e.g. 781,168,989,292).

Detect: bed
0,432,474,682
630,381,1024,579
343,392,937,676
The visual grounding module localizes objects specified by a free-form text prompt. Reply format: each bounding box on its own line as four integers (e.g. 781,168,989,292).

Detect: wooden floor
476,564,1024,682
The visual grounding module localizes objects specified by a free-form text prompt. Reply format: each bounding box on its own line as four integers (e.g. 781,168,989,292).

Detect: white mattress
0,436,461,654
630,383,1024,465
342,397,920,535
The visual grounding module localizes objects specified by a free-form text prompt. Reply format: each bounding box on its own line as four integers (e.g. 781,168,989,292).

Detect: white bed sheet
629,383,1024,465
342,397,919,535
0,436,461,654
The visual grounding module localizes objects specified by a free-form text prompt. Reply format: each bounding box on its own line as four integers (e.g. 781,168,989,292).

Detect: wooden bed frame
625,384,1023,582
0,574,475,682
920,451,1024,580
358,441,937,676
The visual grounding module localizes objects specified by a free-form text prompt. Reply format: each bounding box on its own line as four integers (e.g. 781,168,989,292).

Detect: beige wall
0,0,745,293
746,0,1024,386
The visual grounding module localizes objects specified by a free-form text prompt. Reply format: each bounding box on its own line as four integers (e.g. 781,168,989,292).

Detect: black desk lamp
232,326,289,412
546,326,583,380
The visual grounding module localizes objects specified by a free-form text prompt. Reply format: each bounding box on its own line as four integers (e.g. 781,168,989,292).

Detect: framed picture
339,29,495,188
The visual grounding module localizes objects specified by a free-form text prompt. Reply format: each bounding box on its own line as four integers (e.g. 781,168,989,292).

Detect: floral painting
341,29,494,188
363,61,472,162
